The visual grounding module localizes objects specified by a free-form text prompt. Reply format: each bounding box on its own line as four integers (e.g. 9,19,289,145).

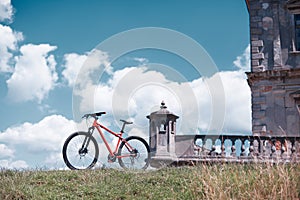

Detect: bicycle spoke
62,132,99,170
118,136,150,170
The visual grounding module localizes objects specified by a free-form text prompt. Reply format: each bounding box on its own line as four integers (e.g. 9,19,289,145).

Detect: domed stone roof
147,101,179,119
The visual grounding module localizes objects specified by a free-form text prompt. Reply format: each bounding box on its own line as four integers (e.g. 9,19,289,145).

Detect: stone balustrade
175,135,300,164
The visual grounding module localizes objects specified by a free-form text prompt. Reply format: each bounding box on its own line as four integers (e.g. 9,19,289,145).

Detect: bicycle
62,112,150,170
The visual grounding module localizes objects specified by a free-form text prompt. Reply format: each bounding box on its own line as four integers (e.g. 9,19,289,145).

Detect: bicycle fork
79,127,94,157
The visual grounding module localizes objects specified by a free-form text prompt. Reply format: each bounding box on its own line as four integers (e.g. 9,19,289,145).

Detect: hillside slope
0,164,299,199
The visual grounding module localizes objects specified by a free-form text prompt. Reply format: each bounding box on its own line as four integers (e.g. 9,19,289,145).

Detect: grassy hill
1,164,299,199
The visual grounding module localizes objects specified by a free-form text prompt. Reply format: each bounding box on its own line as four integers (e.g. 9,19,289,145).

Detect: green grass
0,164,299,199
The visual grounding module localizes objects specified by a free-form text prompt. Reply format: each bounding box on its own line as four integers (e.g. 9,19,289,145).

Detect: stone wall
248,0,300,71
247,0,300,136
247,69,300,136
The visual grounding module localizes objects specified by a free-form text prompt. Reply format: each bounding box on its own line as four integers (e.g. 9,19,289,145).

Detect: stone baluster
208,138,217,156
250,139,260,158
281,139,289,160
263,139,272,158
202,139,210,157
288,139,294,158
249,140,254,157
241,140,248,157
292,140,300,161
221,143,226,157
291,141,296,161
209,144,217,156
231,139,236,158
270,140,278,160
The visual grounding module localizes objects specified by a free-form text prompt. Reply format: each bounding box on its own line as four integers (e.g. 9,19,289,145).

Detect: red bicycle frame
92,119,134,159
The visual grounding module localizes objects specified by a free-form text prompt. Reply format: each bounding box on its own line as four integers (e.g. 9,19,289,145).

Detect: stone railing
176,134,300,164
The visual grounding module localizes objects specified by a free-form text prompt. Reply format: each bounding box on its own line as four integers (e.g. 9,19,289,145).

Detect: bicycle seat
120,119,133,125
82,112,106,119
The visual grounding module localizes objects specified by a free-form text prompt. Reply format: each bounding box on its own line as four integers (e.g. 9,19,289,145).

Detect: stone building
246,0,300,136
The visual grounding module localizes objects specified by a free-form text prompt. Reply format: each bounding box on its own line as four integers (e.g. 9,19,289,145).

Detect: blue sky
0,0,251,169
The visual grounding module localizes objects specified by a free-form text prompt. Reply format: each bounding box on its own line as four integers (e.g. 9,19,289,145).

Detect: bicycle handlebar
82,112,106,119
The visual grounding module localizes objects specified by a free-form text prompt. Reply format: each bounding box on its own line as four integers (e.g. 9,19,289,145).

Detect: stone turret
147,101,179,166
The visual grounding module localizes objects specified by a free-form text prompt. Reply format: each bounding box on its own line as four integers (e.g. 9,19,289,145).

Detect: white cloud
73,45,252,139
44,152,67,169
76,64,251,137
0,114,118,169
218,70,251,133
0,24,23,73
79,82,113,114
133,57,148,64
0,115,77,152
233,44,250,71
62,53,88,87
77,67,187,122
0,115,84,169
0,1,60,103
66,50,111,89
0,0,13,23
0,144,14,158
6,44,58,103
0,159,29,169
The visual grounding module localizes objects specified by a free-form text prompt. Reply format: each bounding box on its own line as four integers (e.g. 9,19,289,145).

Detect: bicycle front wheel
118,136,150,170
62,132,99,170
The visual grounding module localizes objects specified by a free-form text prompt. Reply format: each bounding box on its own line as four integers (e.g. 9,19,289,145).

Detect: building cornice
246,68,300,85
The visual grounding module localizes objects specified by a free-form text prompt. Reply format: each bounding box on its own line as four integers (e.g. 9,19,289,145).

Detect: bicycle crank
107,154,117,162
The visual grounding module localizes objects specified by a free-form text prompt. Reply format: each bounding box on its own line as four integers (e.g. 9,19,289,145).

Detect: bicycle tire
118,136,150,170
62,132,99,170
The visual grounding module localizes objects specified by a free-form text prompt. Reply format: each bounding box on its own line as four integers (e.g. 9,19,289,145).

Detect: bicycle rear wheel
118,136,150,170
62,132,99,170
